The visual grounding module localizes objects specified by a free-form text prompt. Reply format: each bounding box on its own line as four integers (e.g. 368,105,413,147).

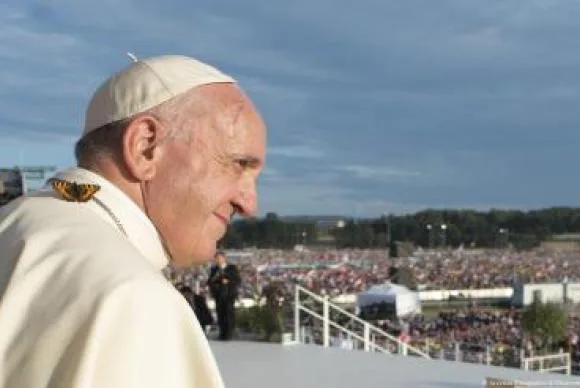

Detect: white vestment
0,167,225,388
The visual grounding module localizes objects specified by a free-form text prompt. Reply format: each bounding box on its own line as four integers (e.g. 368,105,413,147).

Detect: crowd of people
165,245,580,375
389,308,580,371
301,306,580,373
167,245,580,300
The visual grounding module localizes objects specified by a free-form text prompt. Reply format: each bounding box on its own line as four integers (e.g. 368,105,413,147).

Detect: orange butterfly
50,178,100,202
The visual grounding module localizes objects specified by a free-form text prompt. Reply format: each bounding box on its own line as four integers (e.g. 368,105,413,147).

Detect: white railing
522,353,571,375
293,285,430,358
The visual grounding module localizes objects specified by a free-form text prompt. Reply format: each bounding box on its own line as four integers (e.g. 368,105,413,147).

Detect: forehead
200,84,267,161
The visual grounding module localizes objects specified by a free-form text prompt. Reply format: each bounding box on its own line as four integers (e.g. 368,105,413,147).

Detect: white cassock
0,167,225,388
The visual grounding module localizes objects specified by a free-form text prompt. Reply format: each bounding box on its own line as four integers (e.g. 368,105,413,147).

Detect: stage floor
211,340,580,388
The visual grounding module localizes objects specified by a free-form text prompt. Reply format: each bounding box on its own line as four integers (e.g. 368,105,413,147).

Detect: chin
191,242,218,264
172,244,217,267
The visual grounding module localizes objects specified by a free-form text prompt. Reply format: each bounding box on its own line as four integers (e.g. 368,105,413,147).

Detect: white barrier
522,353,571,375
216,287,514,310
418,288,513,302
512,282,580,307
331,287,513,305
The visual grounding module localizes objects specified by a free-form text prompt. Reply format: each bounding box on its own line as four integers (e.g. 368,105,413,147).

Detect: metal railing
410,340,524,368
522,353,571,375
293,285,430,358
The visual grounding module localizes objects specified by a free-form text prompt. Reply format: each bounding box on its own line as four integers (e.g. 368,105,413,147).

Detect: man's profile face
147,84,266,267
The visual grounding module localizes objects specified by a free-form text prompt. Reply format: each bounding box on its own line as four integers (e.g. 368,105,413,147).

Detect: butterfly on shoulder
49,178,101,202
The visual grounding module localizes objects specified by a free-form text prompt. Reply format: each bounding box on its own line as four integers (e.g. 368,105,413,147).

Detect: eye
233,157,260,171
237,159,252,169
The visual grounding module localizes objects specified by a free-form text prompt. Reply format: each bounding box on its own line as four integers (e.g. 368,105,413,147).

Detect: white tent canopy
357,283,421,317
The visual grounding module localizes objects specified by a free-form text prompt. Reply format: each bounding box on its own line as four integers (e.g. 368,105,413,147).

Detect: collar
50,167,171,270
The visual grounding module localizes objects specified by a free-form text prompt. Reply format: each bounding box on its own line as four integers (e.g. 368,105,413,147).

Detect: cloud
341,165,422,180
1,130,77,144
269,145,325,159
258,180,527,217
259,180,356,216
3,0,580,215
0,25,78,63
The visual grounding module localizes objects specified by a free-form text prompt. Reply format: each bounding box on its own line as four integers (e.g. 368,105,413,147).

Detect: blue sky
1,0,580,217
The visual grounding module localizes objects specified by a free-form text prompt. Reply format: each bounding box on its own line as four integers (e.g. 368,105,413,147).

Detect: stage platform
211,340,580,388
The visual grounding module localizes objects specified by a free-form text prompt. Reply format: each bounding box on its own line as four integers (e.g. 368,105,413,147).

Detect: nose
232,177,258,217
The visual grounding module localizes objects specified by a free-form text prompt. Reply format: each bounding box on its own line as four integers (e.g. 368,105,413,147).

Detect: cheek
174,172,221,225
196,181,226,216
167,153,200,202
173,178,207,221
147,178,179,225
149,162,197,221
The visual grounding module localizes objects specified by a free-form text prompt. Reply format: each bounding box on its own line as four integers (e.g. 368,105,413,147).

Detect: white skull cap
83,53,236,135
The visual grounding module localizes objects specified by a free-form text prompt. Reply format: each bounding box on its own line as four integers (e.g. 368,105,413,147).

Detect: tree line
219,207,580,252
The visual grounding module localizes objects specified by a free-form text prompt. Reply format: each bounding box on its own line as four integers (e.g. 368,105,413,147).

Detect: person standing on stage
208,251,241,340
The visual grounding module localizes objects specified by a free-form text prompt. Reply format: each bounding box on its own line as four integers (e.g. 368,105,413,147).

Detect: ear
122,115,166,181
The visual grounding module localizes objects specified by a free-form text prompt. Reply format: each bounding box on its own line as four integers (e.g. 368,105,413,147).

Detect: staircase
292,285,430,358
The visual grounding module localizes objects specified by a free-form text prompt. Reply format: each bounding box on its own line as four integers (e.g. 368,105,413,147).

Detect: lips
214,213,229,226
